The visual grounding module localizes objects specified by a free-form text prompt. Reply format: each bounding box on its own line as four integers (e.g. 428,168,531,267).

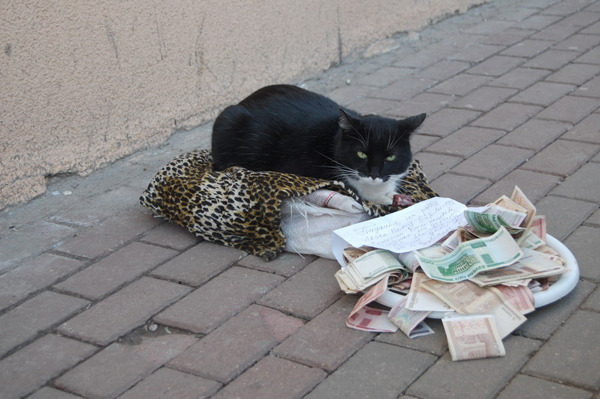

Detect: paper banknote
442,314,506,361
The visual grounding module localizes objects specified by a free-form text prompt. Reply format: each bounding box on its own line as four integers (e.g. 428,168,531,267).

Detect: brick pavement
1,0,599,397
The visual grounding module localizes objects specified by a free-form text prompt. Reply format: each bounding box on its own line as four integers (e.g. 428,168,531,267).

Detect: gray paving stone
430,173,492,205
273,296,374,372
167,305,304,383
151,242,245,286
524,49,580,70
0,291,89,357
552,162,600,202
471,103,543,131
576,45,600,64
466,55,526,77
0,221,77,272
327,84,373,106
27,387,84,399
0,334,97,399
585,208,600,227
497,118,571,149
370,77,438,101
305,342,437,399
524,310,600,390
563,113,600,144
582,285,600,312
413,152,463,181
140,221,201,250
210,355,326,399
451,144,534,180
510,81,576,106
522,140,600,177
484,29,536,46
118,367,222,399
425,126,505,158
55,211,162,259
258,258,344,319
451,87,519,112
237,251,315,277
411,134,440,153
546,63,600,85
564,226,600,281
384,92,454,119
554,33,600,53
474,169,560,206
463,20,515,35
428,73,493,97
501,39,554,57
375,318,448,356
55,242,178,300
55,334,197,399
0,253,84,311
448,43,504,63
154,267,283,334
58,277,190,345
350,97,401,115
517,14,561,30
417,60,471,81
577,75,600,98
496,374,594,399
354,66,414,88
418,108,482,137
531,22,582,41
407,335,542,399
516,279,596,340
534,195,597,241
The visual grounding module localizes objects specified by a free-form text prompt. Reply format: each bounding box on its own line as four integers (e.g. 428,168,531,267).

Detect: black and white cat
211,84,426,205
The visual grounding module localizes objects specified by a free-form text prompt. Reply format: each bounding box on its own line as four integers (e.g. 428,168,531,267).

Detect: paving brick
534,195,597,241
516,279,595,339
417,60,471,81
484,29,536,46
472,169,561,205
326,84,373,106
237,251,315,277
384,92,454,118
524,49,580,70
563,113,600,144
546,63,600,85
524,310,600,390
510,81,576,106
490,67,552,89
582,20,600,34
586,208,600,226
472,103,543,131
413,152,463,180
536,95,599,123
0,291,89,357
154,267,283,334
273,296,374,372
375,318,448,356
0,221,77,272
428,73,493,97
498,118,571,149
564,226,600,281
118,367,222,399
58,277,190,345
448,43,504,63
410,134,440,153
517,14,561,30
55,334,197,399
466,56,526,77
140,222,200,250
304,342,437,399
426,126,505,157
430,173,492,204
531,22,582,41
576,45,600,63
582,285,600,312
463,20,515,35
496,374,594,399
523,140,600,176
151,242,245,286
501,39,554,57
55,242,178,300
168,305,304,383
393,48,446,69
577,75,600,98
0,253,84,311
27,387,84,399
451,86,518,112
55,212,162,259
418,108,482,137
259,258,349,319
555,34,600,53
451,144,534,180
407,335,542,399
211,355,326,399
0,334,97,399
551,162,600,201
370,77,438,101
350,97,400,115
354,66,414,88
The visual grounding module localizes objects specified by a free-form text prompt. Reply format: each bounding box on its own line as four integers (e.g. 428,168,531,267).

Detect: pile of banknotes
338,186,569,361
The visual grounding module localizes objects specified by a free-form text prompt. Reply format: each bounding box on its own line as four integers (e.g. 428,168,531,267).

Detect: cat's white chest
347,175,402,205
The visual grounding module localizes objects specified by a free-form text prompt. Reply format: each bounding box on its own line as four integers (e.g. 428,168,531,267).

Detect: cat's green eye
357,151,367,159
386,154,397,161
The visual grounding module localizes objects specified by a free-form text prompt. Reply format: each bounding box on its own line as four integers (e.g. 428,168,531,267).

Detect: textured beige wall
0,0,487,209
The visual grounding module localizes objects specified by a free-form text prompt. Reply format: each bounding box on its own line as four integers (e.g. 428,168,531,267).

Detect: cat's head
333,109,426,185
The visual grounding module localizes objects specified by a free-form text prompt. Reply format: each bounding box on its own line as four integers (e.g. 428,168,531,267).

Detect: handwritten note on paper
332,197,468,267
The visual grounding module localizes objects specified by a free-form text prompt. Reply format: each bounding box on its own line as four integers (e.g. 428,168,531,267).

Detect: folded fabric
140,149,437,260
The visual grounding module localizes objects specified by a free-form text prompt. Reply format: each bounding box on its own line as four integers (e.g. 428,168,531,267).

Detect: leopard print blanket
140,150,437,260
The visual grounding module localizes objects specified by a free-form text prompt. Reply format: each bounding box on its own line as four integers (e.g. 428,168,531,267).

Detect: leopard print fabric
140,150,437,260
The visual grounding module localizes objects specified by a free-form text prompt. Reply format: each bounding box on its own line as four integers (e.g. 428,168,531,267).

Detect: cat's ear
338,109,357,132
403,113,427,131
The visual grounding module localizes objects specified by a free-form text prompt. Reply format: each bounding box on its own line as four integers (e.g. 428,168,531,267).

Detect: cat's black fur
211,84,426,204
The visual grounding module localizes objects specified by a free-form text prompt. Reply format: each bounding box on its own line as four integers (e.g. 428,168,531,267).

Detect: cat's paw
371,192,396,205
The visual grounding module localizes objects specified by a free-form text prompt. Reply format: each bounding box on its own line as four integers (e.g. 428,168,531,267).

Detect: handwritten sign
332,197,468,267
